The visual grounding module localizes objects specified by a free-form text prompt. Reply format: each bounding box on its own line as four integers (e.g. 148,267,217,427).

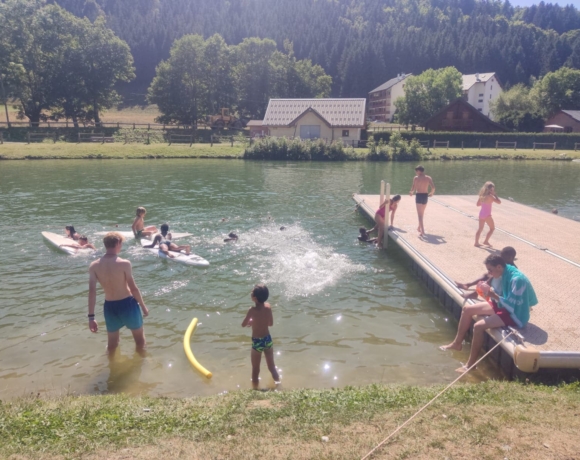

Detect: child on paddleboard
65,225,80,240
132,207,157,239
242,284,281,389
60,235,96,251
143,223,191,258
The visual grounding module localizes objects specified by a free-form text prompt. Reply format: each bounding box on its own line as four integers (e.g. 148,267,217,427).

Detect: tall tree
394,66,463,126
531,66,580,117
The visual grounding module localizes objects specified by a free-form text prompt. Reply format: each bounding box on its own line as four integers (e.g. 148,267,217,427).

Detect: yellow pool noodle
183,317,213,379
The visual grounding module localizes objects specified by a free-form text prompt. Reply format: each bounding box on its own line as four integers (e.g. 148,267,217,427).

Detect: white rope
360,330,515,460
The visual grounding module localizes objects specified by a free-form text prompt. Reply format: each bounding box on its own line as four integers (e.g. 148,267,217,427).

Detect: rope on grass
360,330,515,460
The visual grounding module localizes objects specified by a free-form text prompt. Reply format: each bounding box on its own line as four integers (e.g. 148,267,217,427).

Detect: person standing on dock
475,181,501,247
409,165,435,236
88,232,149,356
440,254,537,373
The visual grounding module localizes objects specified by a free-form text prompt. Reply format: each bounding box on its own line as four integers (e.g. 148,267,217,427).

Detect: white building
367,73,412,122
462,73,503,119
262,98,366,143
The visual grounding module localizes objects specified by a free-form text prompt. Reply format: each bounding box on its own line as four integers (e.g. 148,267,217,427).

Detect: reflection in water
0,160,579,398
101,351,158,395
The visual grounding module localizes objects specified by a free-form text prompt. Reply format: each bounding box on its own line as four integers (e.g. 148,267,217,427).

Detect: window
479,94,484,97
478,99,483,103
342,130,350,137
491,85,493,90
565,126,573,133
299,125,321,139
490,94,492,99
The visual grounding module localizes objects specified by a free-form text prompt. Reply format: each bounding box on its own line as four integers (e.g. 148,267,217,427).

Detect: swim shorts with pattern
252,334,274,353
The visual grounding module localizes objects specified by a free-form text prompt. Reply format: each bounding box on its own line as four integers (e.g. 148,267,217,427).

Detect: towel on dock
498,264,538,328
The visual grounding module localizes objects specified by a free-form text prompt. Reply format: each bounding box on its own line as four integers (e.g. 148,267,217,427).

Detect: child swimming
358,227,377,243
241,284,281,389
143,223,191,258
132,207,158,239
60,235,96,251
475,181,501,247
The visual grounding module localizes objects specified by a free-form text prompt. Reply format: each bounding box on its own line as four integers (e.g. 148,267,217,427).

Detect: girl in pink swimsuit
475,181,501,247
369,195,402,248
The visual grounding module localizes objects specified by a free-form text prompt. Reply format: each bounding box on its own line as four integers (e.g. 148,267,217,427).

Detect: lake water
1,159,579,398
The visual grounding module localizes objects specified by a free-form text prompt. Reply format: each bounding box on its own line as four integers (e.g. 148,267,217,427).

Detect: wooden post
231,136,234,147
553,142,556,151
495,140,498,150
533,142,536,151
147,132,150,145
478,140,481,150
27,132,30,144
0,131,3,144
461,141,463,150
210,135,213,147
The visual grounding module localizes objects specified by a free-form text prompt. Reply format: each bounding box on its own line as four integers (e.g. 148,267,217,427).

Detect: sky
510,0,580,6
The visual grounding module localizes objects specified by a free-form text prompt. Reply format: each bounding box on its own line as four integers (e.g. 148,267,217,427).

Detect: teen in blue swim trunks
242,284,281,389
88,232,149,356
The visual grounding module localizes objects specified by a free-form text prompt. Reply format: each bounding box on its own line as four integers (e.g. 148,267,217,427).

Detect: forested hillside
52,0,580,98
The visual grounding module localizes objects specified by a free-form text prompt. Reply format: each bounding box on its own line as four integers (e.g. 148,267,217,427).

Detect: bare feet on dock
474,242,481,247
440,343,462,352
483,241,492,247
455,364,474,373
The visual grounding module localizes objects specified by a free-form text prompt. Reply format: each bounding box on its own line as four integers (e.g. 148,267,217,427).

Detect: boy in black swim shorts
241,284,281,389
409,165,435,236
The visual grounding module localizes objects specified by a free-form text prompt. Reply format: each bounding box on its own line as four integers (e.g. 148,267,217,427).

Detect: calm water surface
1,159,579,398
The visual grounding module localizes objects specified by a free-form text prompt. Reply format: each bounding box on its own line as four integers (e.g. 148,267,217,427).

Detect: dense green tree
147,34,207,125
394,67,463,126
531,67,580,117
0,0,133,124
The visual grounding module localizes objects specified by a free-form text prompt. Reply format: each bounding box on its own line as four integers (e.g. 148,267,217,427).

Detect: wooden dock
353,193,580,379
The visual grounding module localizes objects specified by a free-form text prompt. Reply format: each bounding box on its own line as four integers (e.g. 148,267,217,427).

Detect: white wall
267,111,362,142
465,75,502,119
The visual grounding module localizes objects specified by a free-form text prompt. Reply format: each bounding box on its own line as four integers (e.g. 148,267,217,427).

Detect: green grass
1,381,579,458
0,142,578,161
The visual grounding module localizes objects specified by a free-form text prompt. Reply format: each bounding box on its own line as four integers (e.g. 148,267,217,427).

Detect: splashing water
238,223,365,298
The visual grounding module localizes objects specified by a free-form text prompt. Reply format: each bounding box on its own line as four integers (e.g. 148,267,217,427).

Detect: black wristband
88,314,95,318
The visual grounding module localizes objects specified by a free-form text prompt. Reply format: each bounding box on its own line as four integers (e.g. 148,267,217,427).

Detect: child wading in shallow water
242,284,280,389
475,181,501,247
132,207,157,239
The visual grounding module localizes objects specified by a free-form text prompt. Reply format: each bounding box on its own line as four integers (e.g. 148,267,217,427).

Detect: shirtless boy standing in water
88,232,149,356
242,284,280,389
409,165,436,236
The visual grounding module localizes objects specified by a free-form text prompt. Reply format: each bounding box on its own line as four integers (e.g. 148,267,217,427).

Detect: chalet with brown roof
544,110,580,133
424,98,508,132
262,98,366,143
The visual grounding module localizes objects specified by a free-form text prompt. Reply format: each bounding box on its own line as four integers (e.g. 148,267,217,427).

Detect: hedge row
0,127,242,143
372,131,580,150
243,137,357,161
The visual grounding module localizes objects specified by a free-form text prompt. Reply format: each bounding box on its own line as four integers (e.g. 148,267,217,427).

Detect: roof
462,73,499,90
263,99,366,127
425,98,509,132
246,120,263,127
560,110,580,122
369,73,412,94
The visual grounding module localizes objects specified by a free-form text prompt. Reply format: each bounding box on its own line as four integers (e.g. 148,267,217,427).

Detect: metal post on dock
380,180,390,249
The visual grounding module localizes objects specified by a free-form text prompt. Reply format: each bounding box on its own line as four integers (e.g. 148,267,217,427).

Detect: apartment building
462,72,502,119
367,73,412,122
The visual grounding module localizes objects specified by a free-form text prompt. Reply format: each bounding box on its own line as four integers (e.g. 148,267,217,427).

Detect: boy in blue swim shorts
88,232,149,356
242,284,281,389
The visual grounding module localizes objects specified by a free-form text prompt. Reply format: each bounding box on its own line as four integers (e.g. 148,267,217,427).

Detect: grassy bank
1,142,579,161
1,382,579,459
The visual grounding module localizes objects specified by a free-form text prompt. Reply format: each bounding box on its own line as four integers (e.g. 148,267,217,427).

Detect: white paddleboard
139,239,209,266
42,232,95,256
95,230,193,240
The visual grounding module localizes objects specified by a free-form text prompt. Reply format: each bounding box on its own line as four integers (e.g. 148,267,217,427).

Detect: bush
243,137,355,161
367,139,391,160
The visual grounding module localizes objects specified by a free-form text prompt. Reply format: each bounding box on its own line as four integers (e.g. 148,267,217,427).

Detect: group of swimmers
357,165,538,373
80,206,279,388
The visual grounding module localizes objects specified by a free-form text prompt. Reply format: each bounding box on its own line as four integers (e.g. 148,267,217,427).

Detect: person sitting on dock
456,246,517,299
60,235,96,251
441,254,537,373
409,165,435,237
143,223,191,258
358,227,377,243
